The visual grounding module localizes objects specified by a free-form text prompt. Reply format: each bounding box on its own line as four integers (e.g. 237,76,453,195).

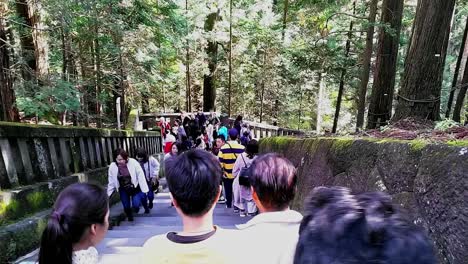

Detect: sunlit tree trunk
356,0,377,131
392,0,456,122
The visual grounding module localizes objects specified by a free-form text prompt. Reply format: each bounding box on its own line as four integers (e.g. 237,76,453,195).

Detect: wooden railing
140,112,304,138
0,122,162,190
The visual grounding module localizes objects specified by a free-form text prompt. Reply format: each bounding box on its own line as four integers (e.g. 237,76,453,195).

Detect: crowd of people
37,112,437,264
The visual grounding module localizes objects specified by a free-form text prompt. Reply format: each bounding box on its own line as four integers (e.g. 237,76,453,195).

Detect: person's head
250,153,297,212
245,139,259,158
294,187,436,264
228,128,238,140
216,135,225,147
135,148,149,163
235,115,243,122
159,117,165,123
113,148,128,166
170,142,179,155
165,150,222,217
38,183,109,264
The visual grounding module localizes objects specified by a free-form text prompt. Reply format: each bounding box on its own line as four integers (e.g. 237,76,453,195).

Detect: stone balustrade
0,122,163,190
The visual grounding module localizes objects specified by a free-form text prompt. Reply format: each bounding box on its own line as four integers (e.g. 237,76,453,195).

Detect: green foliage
435,119,460,131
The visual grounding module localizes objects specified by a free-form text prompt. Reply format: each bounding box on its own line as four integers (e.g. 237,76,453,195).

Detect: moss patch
409,140,428,152
446,140,468,147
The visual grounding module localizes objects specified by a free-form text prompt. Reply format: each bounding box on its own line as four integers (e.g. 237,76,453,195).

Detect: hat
228,128,238,138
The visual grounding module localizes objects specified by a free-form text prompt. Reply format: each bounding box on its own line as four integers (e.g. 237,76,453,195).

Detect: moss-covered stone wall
260,137,468,264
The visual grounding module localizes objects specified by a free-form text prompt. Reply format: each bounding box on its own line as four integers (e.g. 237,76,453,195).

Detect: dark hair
165,150,222,217
235,115,243,121
249,153,297,211
245,139,259,159
135,148,149,162
294,187,436,264
38,183,108,264
113,148,128,162
216,135,226,142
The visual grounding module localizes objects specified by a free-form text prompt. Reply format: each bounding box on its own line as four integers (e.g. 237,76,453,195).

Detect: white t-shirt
72,247,98,264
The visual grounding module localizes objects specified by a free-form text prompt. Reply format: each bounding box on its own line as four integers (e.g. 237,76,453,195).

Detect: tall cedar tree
203,12,219,112
0,3,20,121
356,0,378,130
392,0,456,122
367,0,404,128
446,18,468,118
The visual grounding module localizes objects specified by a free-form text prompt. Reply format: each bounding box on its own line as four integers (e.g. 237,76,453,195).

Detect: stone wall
260,137,468,264
0,122,163,262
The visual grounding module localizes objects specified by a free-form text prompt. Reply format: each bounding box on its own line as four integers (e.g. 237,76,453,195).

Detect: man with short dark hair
218,128,245,209
141,150,239,263
237,153,302,264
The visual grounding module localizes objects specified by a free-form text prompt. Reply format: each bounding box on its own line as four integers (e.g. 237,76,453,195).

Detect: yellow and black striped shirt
218,141,245,179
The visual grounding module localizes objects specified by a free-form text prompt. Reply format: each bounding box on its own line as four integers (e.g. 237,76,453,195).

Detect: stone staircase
97,191,249,264
15,190,249,264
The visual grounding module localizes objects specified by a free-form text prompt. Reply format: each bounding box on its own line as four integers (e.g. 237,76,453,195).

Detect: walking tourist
107,149,149,221
165,142,180,161
218,123,228,141
237,153,302,264
294,187,436,264
38,183,109,264
232,139,259,217
135,148,160,209
218,128,245,209
212,135,225,156
141,150,240,264
233,115,243,135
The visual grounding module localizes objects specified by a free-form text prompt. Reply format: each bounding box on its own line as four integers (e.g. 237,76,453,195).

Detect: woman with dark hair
38,183,109,264
234,115,243,135
135,148,160,209
232,139,259,217
107,148,149,221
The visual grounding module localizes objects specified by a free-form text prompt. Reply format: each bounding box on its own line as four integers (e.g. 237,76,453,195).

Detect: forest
0,0,467,134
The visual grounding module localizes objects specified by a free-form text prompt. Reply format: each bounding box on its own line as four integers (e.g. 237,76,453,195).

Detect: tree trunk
203,12,219,112
356,0,378,131
392,0,456,122
281,0,289,41
94,23,102,128
185,0,191,112
332,1,355,133
228,0,233,117
453,56,468,122
367,0,404,129
446,18,468,118
0,3,20,122
316,72,325,134
15,0,48,82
